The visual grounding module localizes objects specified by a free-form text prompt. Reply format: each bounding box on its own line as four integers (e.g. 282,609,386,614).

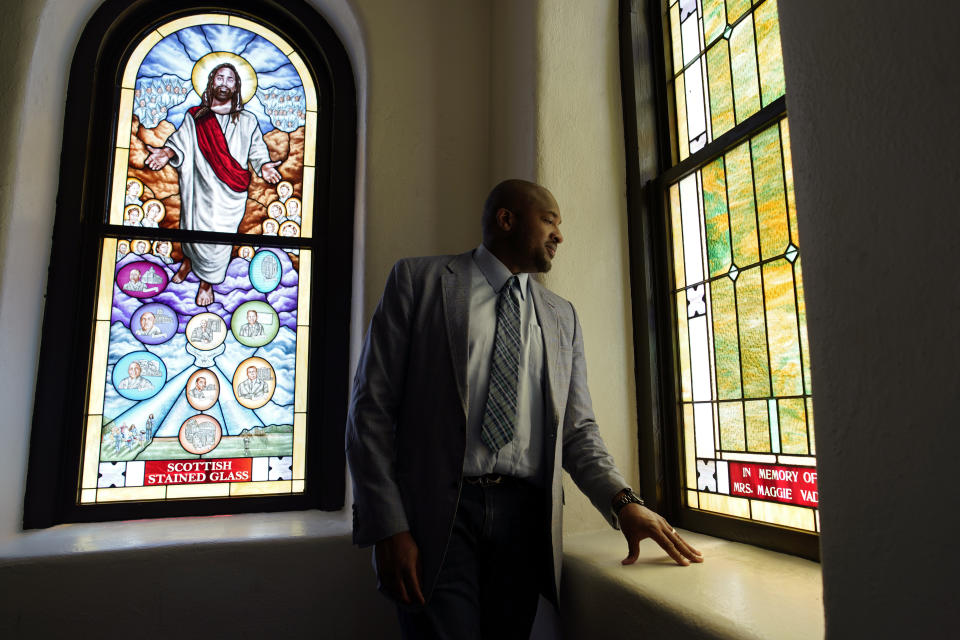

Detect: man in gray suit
347,180,702,638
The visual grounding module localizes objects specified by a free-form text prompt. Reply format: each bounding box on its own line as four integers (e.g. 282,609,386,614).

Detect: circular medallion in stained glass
116,260,169,299
185,368,220,411
131,302,178,345
185,312,228,351
112,350,166,400
231,301,279,347
232,356,276,410
249,250,283,293
178,414,222,455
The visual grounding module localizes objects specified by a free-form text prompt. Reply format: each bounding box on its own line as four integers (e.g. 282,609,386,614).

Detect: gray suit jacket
346,251,627,600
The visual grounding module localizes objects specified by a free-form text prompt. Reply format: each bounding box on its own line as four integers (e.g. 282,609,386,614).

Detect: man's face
196,377,206,390
140,313,154,331
213,67,237,100
247,367,257,381
247,310,257,324
128,363,141,378
129,270,140,282
510,189,563,273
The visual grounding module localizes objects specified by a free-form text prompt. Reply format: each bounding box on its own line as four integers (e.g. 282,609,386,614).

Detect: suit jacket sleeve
560,302,630,529
346,260,413,546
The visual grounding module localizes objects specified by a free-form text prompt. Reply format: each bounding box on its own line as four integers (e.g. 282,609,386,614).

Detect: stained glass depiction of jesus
79,17,314,504
145,60,282,305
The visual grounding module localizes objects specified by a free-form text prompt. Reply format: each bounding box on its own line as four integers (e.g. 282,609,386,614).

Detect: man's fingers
654,530,689,566
674,533,703,563
394,573,410,605
622,535,641,565
404,565,426,605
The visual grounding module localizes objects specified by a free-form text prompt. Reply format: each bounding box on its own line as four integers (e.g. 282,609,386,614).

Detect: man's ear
496,207,514,232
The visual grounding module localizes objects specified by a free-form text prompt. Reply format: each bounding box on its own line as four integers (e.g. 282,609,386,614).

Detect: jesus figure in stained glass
144,61,283,306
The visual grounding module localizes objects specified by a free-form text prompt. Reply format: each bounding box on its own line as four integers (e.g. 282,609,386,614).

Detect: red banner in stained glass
729,463,818,507
144,458,252,486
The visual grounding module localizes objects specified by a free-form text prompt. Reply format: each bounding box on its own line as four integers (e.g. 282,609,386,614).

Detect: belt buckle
483,474,503,487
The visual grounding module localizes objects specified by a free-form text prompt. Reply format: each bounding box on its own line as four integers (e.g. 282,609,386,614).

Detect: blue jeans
398,479,551,640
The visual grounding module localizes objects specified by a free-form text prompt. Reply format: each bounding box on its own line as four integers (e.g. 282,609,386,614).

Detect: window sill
559,528,824,640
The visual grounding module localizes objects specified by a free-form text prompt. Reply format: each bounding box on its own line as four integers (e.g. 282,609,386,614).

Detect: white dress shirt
462,244,545,483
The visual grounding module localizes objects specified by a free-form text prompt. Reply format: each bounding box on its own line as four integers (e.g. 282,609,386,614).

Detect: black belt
463,474,524,487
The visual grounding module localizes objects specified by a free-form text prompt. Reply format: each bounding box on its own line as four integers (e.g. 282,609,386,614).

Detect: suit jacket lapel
530,282,560,426
441,252,473,416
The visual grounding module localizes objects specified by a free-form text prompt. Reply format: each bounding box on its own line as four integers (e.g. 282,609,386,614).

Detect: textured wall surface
778,0,958,635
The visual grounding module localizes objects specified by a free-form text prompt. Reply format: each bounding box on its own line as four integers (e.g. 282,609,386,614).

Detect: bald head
481,179,563,273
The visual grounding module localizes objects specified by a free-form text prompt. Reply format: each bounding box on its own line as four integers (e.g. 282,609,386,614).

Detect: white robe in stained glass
165,110,271,283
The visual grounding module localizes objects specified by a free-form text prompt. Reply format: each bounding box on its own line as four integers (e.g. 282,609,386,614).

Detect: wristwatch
612,487,645,515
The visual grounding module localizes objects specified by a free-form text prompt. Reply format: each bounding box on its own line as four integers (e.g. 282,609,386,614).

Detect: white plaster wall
777,1,957,635
535,0,640,535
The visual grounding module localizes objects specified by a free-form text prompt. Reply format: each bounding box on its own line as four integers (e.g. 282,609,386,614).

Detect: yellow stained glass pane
721,451,776,464
703,157,731,277
108,150,128,225
295,326,310,412
676,294,692,402
735,267,770,397
116,89,134,150
97,486,167,502
231,480,292,496
703,0,727,43
755,0,785,107
166,483,231,499
706,42,735,139
807,397,816,454
687,489,699,509
81,415,103,490
725,142,759,266
684,404,696,488
780,119,799,247
670,3,683,75
795,256,812,394
80,488,97,504
96,239,117,320
719,401,745,451
87,321,110,416
711,277,741,399
730,17,760,123
292,480,305,493
301,166,315,238
288,53,317,112
778,398,808,455
303,110,318,166
763,259,802,396
699,491,751,519
297,249,312,321
675,76,689,162
744,399,770,451
157,14,228,37
750,500,816,531
726,0,752,26
293,412,307,480
752,125,789,259
670,183,685,288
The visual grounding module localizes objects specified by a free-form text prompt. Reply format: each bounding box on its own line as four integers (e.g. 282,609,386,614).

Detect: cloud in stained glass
134,24,307,132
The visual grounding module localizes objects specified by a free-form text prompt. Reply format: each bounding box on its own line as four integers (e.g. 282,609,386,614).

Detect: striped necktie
480,275,521,452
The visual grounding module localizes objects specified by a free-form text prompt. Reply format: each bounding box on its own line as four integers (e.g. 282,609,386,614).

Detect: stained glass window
661,1,818,534
81,14,317,504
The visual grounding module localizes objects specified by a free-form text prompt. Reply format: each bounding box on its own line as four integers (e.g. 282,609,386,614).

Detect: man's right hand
145,145,173,171
375,530,426,605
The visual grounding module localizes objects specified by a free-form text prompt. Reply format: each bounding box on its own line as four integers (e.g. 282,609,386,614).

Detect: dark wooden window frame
618,0,819,560
23,0,357,528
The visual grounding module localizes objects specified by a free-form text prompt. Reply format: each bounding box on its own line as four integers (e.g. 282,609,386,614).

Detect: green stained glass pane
735,266,770,397
795,256,812,394
703,157,731,276
807,397,815,454
719,401,745,451
670,183,685,288
711,277,741,399
675,76,689,162
726,0,752,24
763,258,802,396
744,399,770,452
778,398,808,454
670,2,683,75
755,0,785,107
703,0,727,43
706,41,736,139
676,293,692,402
725,142,759,266
730,16,760,123
751,124,789,259
781,119,800,247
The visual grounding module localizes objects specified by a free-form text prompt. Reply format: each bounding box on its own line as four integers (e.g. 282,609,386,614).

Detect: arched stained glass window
620,0,816,556
24,1,356,526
